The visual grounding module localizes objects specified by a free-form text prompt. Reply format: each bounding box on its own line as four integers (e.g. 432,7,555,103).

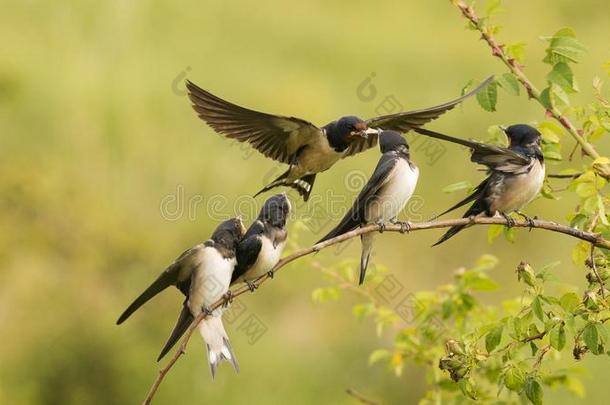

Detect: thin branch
452,0,610,179
143,216,610,403
345,388,381,405
547,172,583,179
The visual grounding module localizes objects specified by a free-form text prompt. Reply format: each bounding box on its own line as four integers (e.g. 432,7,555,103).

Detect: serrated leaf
532,296,544,321
559,292,580,312
524,377,544,405
547,62,578,92
539,87,552,109
497,73,520,96
476,80,498,112
583,323,599,354
485,324,504,352
550,324,566,351
504,366,525,391
550,83,570,107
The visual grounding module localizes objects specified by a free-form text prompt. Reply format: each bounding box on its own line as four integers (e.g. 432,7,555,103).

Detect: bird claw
267,270,275,279
202,306,213,316
391,219,412,234
502,213,515,228
376,220,386,233
516,211,536,231
222,291,234,307
245,280,258,292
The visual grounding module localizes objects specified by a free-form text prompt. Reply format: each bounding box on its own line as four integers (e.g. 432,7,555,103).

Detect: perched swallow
412,125,545,245
317,131,419,284
231,194,291,289
186,77,492,201
117,218,246,378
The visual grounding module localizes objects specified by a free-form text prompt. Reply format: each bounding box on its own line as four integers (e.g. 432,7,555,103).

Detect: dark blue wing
317,154,397,243
231,222,264,284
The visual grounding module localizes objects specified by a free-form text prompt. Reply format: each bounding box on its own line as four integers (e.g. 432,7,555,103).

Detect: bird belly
244,238,285,281
293,138,342,177
366,161,419,223
188,247,235,316
490,160,545,214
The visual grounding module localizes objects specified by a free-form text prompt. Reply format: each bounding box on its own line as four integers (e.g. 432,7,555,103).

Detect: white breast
243,237,286,281
491,159,545,213
187,247,235,317
366,159,419,223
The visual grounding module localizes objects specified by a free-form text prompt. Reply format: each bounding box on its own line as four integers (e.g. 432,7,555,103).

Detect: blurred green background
1,0,609,403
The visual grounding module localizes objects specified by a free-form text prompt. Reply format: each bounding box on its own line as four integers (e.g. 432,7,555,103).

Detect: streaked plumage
317,131,419,284
186,77,492,201
413,125,545,245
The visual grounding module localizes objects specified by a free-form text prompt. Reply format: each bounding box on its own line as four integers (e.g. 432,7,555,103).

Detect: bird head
259,193,291,228
336,116,369,140
212,217,247,250
379,130,409,155
502,124,541,148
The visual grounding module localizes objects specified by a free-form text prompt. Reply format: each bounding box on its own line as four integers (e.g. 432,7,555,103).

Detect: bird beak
499,125,508,133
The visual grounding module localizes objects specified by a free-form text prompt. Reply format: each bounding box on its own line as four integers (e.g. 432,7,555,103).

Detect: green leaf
506,41,527,63
504,366,525,391
311,287,339,303
463,271,498,291
476,80,498,112
496,73,520,96
547,62,578,92
368,349,390,365
550,324,566,351
559,292,580,312
539,87,552,109
550,83,570,107
532,296,544,321
525,377,544,405
543,27,586,64
583,323,599,354
485,324,504,352
442,181,473,193
488,224,504,243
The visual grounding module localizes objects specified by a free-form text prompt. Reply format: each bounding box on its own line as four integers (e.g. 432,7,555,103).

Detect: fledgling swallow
117,218,246,379
231,193,291,289
317,131,419,285
186,77,492,201
412,125,545,245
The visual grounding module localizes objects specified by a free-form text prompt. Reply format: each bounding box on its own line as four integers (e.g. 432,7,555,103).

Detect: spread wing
186,81,323,164
231,221,264,284
317,154,398,243
412,127,531,173
344,76,494,157
116,244,205,324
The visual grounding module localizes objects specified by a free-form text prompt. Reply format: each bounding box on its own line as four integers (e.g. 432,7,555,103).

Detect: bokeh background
1,0,609,403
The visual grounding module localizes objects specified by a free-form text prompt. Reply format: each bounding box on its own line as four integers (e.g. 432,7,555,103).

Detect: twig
346,388,381,405
143,216,610,403
452,0,610,179
547,172,583,179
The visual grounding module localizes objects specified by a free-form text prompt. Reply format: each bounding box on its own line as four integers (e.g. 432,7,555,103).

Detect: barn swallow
317,131,419,284
117,218,246,378
186,77,493,201
231,194,291,289
412,125,545,245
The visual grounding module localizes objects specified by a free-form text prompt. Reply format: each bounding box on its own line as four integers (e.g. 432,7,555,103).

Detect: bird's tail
254,169,316,201
359,233,374,285
433,201,485,246
157,303,193,361
198,315,239,379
